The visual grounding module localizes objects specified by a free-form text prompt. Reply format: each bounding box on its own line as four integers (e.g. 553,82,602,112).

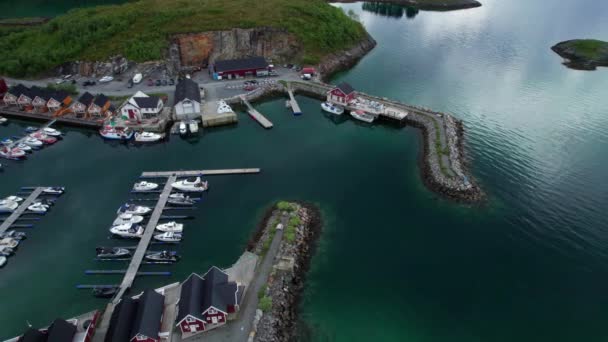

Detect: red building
175,267,242,338
327,82,356,105
211,56,269,80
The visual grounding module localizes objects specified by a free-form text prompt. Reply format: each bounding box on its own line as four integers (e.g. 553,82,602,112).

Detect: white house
173,78,202,120
120,91,164,121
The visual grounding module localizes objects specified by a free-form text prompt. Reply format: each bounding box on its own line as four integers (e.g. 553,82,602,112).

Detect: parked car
127,79,134,88
82,80,96,86
155,79,161,86
147,78,153,87
169,78,175,86
54,79,65,85
161,79,167,86
99,76,114,83
250,80,258,84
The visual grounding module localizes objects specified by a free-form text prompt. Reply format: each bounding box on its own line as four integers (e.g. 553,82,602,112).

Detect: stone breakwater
246,202,322,342
225,81,483,203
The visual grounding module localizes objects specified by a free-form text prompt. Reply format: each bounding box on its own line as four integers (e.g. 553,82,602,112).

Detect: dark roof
94,94,109,107
105,297,138,342
50,90,69,102
133,96,160,109
19,328,46,342
176,274,205,323
130,289,164,340
78,92,94,106
174,78,201,105
8,84,29,97
29,86,49,101
214,56,268,73
201,266,237,313
47,319,76,342
336,82,355,95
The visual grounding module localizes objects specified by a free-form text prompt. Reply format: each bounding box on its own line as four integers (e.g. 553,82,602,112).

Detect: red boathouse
327,82,356,105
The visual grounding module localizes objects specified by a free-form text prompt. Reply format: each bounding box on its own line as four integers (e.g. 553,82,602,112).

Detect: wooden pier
0,187,44,235
240,95,273,129
0,107,102,129
140,168,260,178
287,89,302,115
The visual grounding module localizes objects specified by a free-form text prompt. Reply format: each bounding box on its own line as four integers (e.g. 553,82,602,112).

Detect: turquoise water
1,0,608,341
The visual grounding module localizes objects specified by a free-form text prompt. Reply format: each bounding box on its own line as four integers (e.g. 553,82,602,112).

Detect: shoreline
551,40,608,71
330,0,482,11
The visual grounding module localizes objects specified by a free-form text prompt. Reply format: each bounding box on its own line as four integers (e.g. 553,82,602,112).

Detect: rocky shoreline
330,0,482,11
246,202,322,342
316,33,377,81
551,39,608,71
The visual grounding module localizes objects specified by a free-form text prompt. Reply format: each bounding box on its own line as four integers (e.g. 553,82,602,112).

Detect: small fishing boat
117,204,152,216
145,250,180,263
350,110,376,123
0,238,19,248
188,120,199,134
42,127,62,137
133,181,159,192
0,230,26,240
27,202,49,213
1,138,13,145
16,143,32,152
0,116,7,124
154,231,182,243
113,213,144,225
134,132,164,143
0,256,6,268
29,132,57,145
321,102,344,115
156,221,183,232
2,196,23,203
23,137,43,148
171,177,209,192
167,193,197,206
99,127,134,140
0,246,14,257
25,127,38,133
110,223,144,238
96,247,131,259
0,200,19,212
43,187,65,195
0,146,26,160
92,287,118,298
179,122,187,136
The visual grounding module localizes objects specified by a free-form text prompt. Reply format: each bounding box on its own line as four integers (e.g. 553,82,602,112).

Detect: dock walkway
240,95,273,129
0,107,102,129
141,168,260,178
287,89,302,115
0,187,43,234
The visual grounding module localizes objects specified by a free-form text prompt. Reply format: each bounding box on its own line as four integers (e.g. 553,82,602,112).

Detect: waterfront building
119,91,163,121
10,311,99,342
106,289,164,342
173,78,202,120
87,94,112,118
46,91,71,114
327,82,356,105
71,92,94,116
211,56,269,80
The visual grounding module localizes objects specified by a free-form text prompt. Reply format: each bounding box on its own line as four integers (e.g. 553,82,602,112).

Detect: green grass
0,0,366,77
570,39,608,59
108,92,168,102
44,82,78,95
259,296,273,312
257,284,268,299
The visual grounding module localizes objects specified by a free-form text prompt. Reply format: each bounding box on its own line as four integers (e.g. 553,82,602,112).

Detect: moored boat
113,213,144,225
0,256,6,268
350,110,376,123
134,132,164,143
23,137,43,148
27,202,49,213
99,126,134,140
0,238,19,249
0,230,26,240
96,247,131,259
171,177,209,192
154,231,182,243
167,193,197,206
133,181,159,192
145,250,180,263
156,221,183,232
43,187,65,195
179,122,187,136
188,120,199,134
0,146,26,160
321,102,344,115
0,246,14,257
92,287,118,298
42,127,62,137
29,132,57,145
0,200,19,212
117,204,152,216
1,138,13,145
0,116,7,124
16,143,32,152
25,126,38,133
2,196,23,203
110,223,144,238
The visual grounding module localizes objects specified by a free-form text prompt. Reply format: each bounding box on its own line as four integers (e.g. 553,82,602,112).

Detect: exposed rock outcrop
316,33,377,81
551,39,608,70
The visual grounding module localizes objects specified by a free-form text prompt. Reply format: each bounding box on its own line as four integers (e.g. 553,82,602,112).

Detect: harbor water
2,0,608,341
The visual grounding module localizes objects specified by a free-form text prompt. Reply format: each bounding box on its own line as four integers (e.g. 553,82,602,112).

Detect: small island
332,0,482,11
551,39,608,70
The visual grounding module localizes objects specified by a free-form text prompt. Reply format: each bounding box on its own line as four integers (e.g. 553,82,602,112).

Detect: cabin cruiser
43,187,65,195
117,204,152,216
321,102,344,115
113,213,144,225
171,177,209,192
2,196,23,203
154,231,182,243
134,132,164,143
28,202,50,213
92,287,118,298
156,221,183,233
0,146,26,160
0,246,14,257
110,223,144,238
188,120,199,134
0,230,26,240
350,110,376,123
133,181,159,192
0,200,19,212
96,247,131,259
145,250,180,263
0,256,6,268
0,238,19,248
99,127,134,140
23,137,43,148
132,73,143,84
29,132,57,144
168,193,197,206
179,122,187,136
42,127,62,137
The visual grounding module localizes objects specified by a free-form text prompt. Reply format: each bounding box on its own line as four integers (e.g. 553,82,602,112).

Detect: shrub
259,296,273,312
257,284,268,299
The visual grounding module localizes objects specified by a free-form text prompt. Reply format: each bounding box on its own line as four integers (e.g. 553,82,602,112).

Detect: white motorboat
188,120,199,134
132,73,143,84
110,223,144,238
16,143,32,152
168,193,197,206
179,122,187,136
0,116,7,124
0,146,26,160
99,127,134,140
1,230,26,240
2,196,23,203
154,231,182,243
156,221,183,233
113,213,144,226
42,127,62,137
0,246,15,256
133,181,159,192
117,204,152,216
350,110,376,123
171,177,209,192
99,76,114,83
28,202,49,213
0,238,19,248
43,187,65,195
1,138,13,145
23,137,43,147
321,102,344,115
0,256,6,268
0,200,19,212
134,132,164,143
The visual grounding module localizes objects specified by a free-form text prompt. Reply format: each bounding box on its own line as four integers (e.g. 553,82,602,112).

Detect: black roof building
8,84,29,97
78,92,95,106
19,328,46,342
130,289,164,341
50,90,69,102
336,82,355,95
93,94,109,107
176,273,205,323
105,297,138,342
214,56,268,73
201,267,237,313
174,78,201,105
46,319,76,342
133,96,160,109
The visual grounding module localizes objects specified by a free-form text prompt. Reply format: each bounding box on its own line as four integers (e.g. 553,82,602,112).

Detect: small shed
327,82,356,105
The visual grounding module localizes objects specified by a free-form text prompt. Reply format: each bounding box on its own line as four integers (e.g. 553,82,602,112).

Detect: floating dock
287,89,302,115
140,168,260,178
240,95,273,129
0,187,44,234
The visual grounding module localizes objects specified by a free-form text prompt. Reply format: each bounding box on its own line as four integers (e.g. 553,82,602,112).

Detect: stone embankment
246,202,322,342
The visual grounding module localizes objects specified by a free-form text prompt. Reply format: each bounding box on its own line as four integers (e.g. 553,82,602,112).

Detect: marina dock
287,89,302,115
140,168,260,178
0,107,102,128
240,95,273,129
0,187,44,234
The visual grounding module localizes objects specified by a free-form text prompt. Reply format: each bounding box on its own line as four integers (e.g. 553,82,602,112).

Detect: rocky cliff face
172,27,301,71
316,33,377,81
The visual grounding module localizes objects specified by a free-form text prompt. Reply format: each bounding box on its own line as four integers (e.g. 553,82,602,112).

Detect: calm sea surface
1,0,608,341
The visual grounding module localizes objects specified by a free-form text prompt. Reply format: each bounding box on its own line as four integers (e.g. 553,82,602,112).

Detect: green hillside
0,0,366,77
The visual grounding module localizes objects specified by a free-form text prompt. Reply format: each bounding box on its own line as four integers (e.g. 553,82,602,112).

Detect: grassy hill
0,0,366,77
